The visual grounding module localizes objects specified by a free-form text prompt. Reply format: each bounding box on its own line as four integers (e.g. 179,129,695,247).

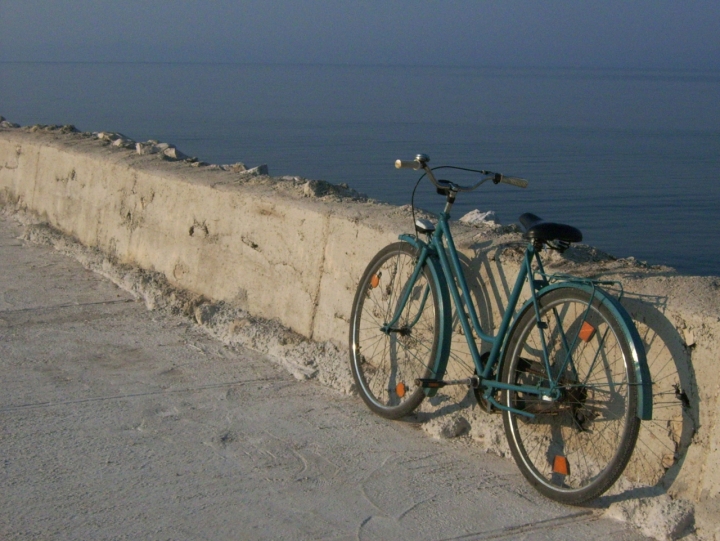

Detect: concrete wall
0,128,405,343
2,126,720,523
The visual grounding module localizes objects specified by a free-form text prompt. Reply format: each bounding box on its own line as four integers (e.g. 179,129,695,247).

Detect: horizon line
0,60,718,73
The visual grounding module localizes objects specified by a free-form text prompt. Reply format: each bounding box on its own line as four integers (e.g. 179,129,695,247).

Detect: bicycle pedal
414,377,475,389
415,378,444,389
477,395,499,414
474,386,500,414
473,353,499,414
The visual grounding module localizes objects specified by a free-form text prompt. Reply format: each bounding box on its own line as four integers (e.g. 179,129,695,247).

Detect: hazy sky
1,1,719,69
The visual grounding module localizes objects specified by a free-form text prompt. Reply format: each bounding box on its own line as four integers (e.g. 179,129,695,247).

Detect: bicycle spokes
502,288,639,503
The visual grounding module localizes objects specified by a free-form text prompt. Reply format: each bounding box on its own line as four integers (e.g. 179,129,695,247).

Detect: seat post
443,191,457,214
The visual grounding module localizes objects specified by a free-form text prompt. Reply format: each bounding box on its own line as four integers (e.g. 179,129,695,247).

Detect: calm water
1,62,718,275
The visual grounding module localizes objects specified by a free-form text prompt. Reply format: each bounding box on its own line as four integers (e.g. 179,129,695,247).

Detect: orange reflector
370,274,380,288
396,382,406,398
579,321,596,342
553,455,570,476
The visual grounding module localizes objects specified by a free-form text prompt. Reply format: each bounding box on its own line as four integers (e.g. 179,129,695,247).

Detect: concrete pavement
0,215,647,540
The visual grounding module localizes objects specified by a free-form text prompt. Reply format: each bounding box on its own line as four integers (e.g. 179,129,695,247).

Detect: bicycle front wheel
501,287,640,504
349,242,440,419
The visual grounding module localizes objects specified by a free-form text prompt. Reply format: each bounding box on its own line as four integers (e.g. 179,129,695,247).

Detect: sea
1,62,718,276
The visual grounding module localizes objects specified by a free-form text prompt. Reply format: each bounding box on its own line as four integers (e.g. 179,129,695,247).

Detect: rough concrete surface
2,122,719,539
0,216,654,540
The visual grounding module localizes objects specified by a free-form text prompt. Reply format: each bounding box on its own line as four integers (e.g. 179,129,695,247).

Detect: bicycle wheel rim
502,288,639,503
349,243,439,418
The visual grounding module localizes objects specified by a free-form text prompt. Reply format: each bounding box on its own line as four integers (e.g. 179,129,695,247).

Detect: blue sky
1,1,718,69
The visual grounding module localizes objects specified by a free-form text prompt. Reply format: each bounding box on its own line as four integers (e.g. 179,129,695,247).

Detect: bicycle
348,154,652,504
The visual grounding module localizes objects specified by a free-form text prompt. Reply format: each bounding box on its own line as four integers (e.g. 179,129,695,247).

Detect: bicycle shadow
594,292,699,506
408,237,700,505
405,240,519,441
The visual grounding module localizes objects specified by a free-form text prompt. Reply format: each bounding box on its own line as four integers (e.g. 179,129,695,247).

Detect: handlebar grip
500,175,529,188
395,159,422,170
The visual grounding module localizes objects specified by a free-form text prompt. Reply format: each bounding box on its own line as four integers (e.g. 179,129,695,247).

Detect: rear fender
507,283,652,420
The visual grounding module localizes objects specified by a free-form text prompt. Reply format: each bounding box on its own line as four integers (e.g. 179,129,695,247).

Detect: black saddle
519,213,582,247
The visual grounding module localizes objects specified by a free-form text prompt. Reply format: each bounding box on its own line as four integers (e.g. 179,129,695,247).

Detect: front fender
398,234,452,392
508,283,652,420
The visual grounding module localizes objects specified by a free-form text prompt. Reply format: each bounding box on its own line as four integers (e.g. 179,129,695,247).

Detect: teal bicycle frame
382,208,653,421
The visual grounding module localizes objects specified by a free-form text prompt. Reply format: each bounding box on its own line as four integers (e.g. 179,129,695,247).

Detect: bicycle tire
501,287,640,504
349,242,440,419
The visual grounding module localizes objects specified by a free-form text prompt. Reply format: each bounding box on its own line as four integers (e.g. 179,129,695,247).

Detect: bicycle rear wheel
349,242,440,419
501,287,640,504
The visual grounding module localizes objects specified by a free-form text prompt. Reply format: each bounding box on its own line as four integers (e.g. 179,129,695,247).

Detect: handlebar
494,174,529,188
395,154,528,192
395,159,423,170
